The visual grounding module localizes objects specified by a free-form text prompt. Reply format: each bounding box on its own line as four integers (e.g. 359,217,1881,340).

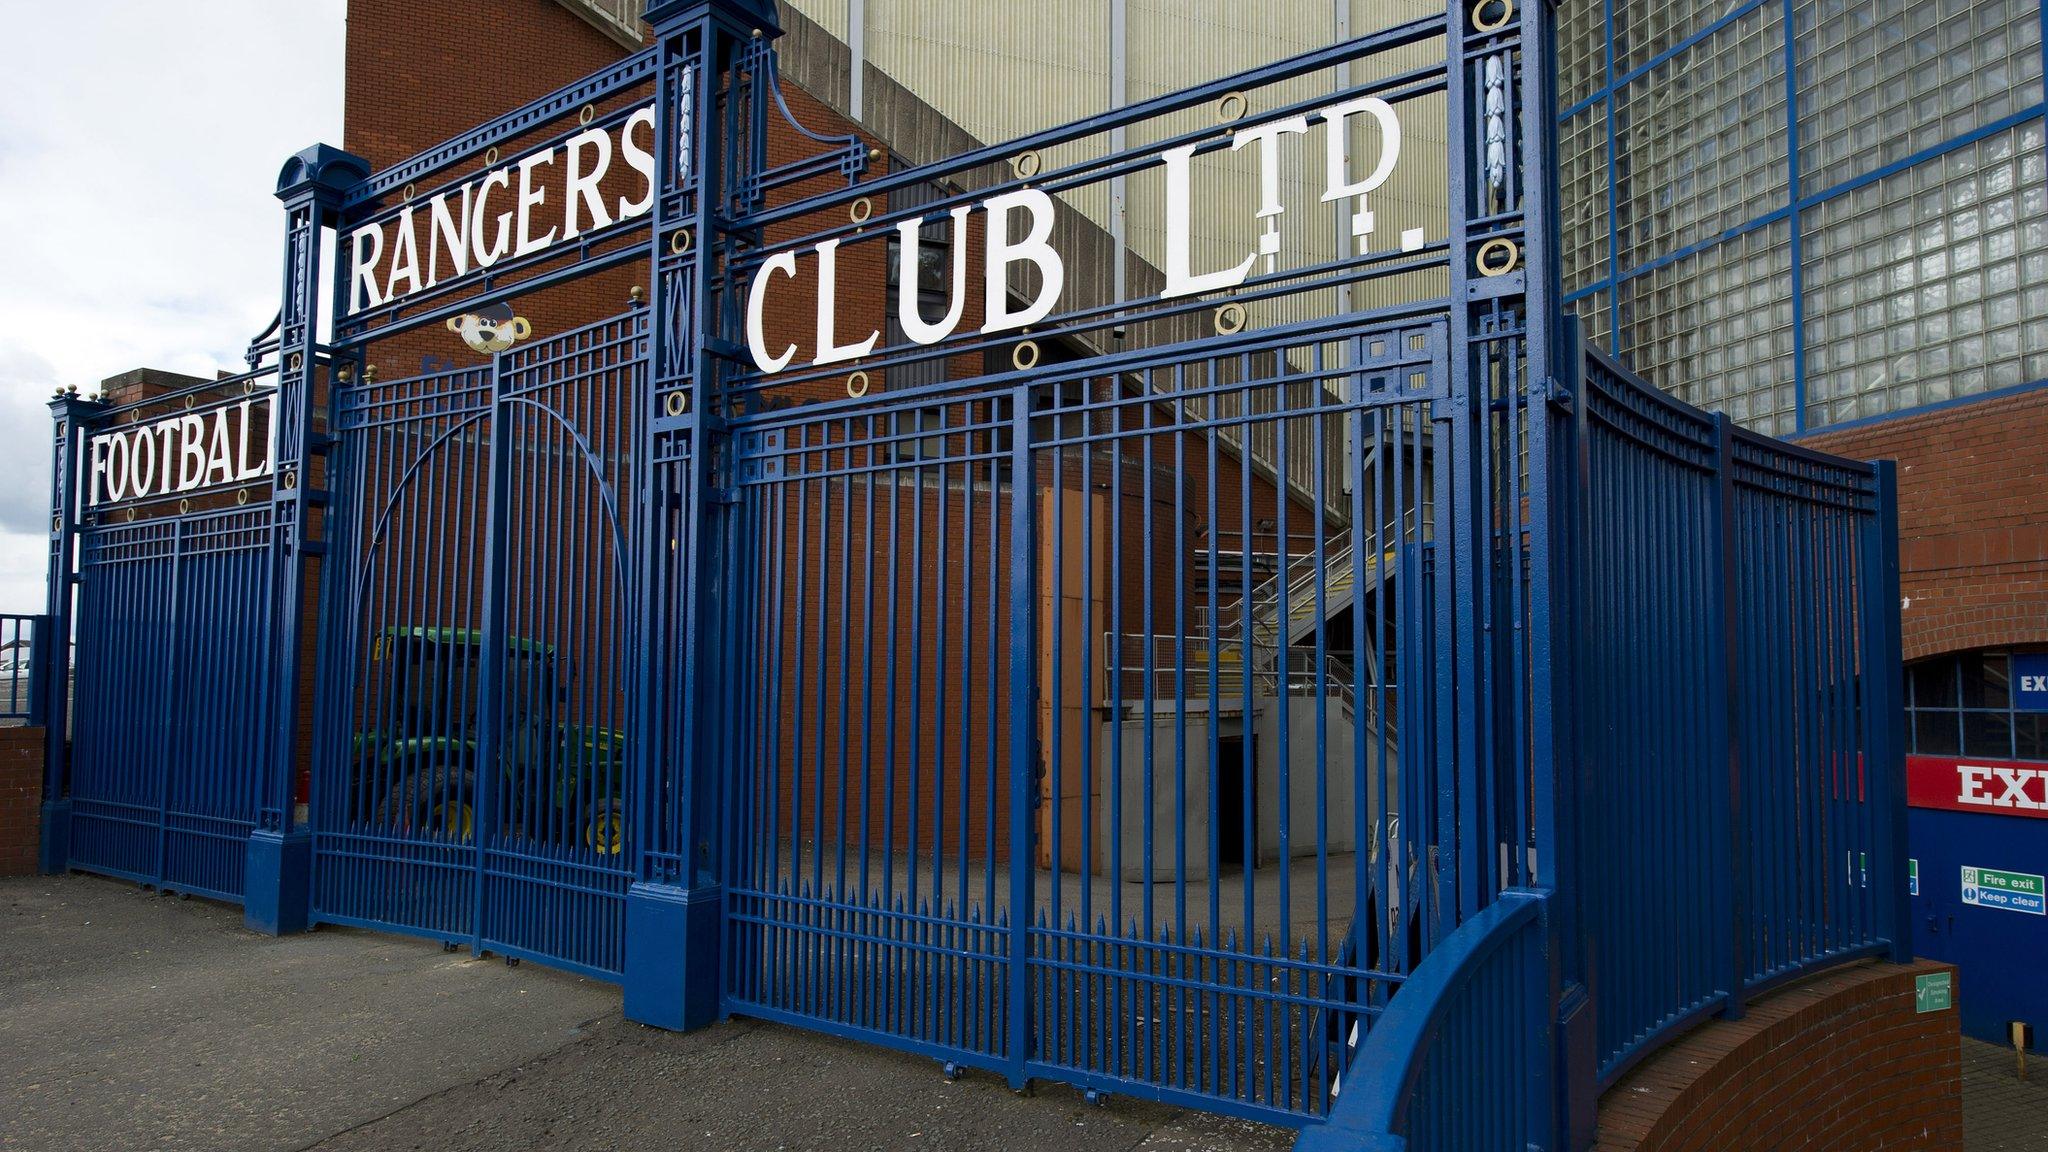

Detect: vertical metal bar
470,354,513,956
1713,413,1746,1018
1869,462,1910,963
1006,383,1036,1088
40,395,96,874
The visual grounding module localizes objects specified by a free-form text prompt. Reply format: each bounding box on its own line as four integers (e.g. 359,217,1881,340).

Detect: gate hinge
711,487,742,506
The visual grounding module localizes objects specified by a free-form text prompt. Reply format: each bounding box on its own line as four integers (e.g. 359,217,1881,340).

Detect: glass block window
1614,0,1736,75
1620,219,1799,433
1561,105,1611,298
1906,650,2048,761
1574,293,1616,351
1559,0,1609,106
1614,4,1788,272
1802,121,2048,427
1796,0,2045,197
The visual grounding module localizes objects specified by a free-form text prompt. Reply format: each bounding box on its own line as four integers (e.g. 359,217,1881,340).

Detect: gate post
245,144,370,937
38,390,101,875
623,0,774,1031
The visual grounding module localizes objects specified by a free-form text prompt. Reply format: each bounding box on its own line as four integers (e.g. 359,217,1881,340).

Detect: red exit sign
1908,754,2048,818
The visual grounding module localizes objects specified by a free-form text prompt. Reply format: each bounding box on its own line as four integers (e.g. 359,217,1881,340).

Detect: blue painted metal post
1712,412,1748,1021
1549,316,1598,1152
39,391,100,875
624,0,777,1031
1868,461,1911,964
246,144,370,937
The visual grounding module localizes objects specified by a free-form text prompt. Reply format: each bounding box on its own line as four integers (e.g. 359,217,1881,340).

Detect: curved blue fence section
1300,889,1555,1152
1566,324,1906,1084
1291,318,1904,1151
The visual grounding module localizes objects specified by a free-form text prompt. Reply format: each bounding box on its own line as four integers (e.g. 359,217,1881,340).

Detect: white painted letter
618,106,657,219
746,250,800,373
177,414,207,491
982,189,1065,331
1320,96,1403,253
514,149,558,258
348,223,386,313
426,186,473,288
384,206,423,300
472,169,514,268
1959,765,1994,805
813,238,880,365
206,408,235,486
95,435,125,504
1235,116,1310,269
563,128,615,240
895,205,973,345
1161,145,1255,299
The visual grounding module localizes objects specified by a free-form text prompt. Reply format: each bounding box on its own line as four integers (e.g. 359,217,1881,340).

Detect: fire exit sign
2016,653,2048,711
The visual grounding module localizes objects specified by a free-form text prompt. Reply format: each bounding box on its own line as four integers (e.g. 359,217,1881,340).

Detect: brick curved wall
1594,960,1963,1152
1803,387,2048,663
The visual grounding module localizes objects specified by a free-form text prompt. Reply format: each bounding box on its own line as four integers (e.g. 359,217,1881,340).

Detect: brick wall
1593,960,1964,1152
1804,387,2048,662
0,725,45,877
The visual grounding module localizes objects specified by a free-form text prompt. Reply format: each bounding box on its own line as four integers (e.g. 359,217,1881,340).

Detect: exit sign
2017,653,2048,711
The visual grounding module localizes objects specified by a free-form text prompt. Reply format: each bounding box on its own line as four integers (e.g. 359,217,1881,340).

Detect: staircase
555,0,645,47
1101,522,1402,753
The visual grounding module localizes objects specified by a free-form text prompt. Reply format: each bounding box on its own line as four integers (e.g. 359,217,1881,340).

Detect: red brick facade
0,725,45,877
1804,387,2048,663
1593,960,1964,1152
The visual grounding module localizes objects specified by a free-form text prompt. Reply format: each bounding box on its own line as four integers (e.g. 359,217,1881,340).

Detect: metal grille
312,314,645,977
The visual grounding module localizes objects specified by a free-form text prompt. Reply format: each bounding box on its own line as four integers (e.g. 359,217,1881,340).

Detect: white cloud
0,0,345,611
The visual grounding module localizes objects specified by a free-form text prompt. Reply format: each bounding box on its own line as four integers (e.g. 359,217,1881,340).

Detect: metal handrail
0,614,47,727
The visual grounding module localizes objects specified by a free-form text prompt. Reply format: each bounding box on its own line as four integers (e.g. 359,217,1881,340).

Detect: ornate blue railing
1295,320,1905,1150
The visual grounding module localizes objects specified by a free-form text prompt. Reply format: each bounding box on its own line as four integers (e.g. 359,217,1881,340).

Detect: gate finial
274,144,371,199
643,0,780,37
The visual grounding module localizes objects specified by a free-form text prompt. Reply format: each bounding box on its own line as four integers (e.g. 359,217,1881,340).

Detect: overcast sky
0,1,346,612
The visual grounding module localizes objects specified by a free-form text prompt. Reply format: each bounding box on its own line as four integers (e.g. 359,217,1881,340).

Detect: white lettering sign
348,107,659,315
88,397,276,506
743,96,1412,375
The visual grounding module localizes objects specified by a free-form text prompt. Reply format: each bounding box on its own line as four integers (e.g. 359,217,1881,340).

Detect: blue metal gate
59,370,282,900
717,316,1463,1119
31,0,1912,1144
310,314,644,977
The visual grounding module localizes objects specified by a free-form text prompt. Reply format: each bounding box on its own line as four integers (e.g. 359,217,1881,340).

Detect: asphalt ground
0,874,1293,1152
7,872,2038,1151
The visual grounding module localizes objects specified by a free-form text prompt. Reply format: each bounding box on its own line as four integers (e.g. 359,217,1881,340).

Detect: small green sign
1962,866,2048,916
1909,858,1919,896
1916,971,1954,1014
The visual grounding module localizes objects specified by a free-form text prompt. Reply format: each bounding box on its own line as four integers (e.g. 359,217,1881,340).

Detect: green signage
1962,866,2048,916
1915,971,1954,1014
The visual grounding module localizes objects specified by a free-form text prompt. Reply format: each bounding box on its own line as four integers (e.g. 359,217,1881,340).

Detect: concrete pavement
0,874,1291,1152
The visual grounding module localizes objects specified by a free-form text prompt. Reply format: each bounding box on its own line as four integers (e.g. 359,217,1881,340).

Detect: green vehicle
355,625,628,856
